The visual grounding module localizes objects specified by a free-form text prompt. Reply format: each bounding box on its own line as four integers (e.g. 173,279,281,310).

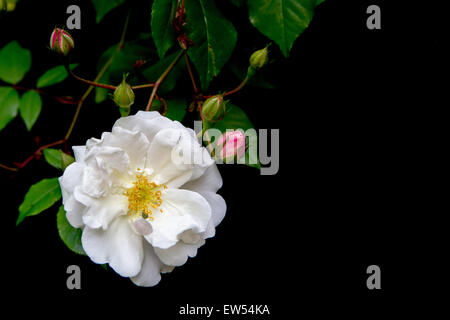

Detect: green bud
249,46,269,71
113,74,135,117
201,95,226,123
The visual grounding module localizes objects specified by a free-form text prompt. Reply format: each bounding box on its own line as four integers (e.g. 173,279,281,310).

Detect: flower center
125,171,166,220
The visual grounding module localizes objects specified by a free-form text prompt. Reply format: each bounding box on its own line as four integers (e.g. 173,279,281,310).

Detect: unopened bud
201,95,226,123
216,131,246,162
113,74,135,117
249,46,269,71
50,28,74,56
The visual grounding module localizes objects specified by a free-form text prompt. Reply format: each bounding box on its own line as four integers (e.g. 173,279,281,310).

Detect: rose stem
145,49,184,112
64,11,131,141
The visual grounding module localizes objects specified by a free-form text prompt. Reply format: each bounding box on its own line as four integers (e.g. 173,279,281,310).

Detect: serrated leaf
151,0,177,58
43,148,74,170
95,40,156,104
36,64,78,88
185,0,237,90
57,205,86,255
150,98,187,122
17,178,62,225
0,86,20,132
19,90,42,131
91,0,125,23
0,41,31,84
141,50,185,95
247,0,321,57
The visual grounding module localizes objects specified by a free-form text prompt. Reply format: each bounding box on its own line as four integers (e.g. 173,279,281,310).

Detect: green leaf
17,178,62,226
0,41,31,84
141,50,185,95
0,86,20,131
36,64,78,88
57,205,86,255
316,0,326,5
151,0,177,58
43,148,74,170
247,0,321,57
19,90,42,131
213,103,254,133
185,0,237,90
91,0,125,23
211,103,259,168
61,152,75,170
150,98,187,122
95,40,156,104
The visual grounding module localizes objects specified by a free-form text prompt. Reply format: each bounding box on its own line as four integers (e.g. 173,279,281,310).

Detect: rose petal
114,111,183,143
59,162,84,194
147,128,213,188
82,194,128,230
182,164,223,193
65,196,85,228
82,216,143,277
72,146,86,164
102,126,150,170
154,238,205,267
198,192,226,227
130,241,162,287
145,189,211,249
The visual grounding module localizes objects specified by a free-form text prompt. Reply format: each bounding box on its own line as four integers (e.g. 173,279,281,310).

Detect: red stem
13,139,67,169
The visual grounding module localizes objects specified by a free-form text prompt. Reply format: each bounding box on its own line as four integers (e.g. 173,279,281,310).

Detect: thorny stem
0,139,67,172
68,70,117,90
64,11,131,141
184,51,198,94
203,76,249,100
155,95,168,115
0,163,18,172
14,139,67,169
68,68,155,91
223,76,249,97
145,49,184,111
131,83,155,90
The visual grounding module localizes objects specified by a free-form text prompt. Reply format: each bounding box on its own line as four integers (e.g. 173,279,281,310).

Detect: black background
0,0,445,317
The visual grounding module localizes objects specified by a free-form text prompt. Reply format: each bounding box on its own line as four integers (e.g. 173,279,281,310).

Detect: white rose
59,111,226,286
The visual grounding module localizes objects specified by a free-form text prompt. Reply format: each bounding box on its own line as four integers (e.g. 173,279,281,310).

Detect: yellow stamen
125,173,165,220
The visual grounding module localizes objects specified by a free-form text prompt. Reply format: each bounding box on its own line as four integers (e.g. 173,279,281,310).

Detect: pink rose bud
50,28,74,56
216,131,246,162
